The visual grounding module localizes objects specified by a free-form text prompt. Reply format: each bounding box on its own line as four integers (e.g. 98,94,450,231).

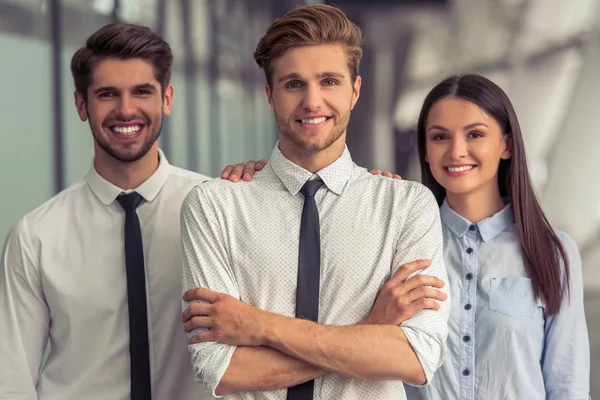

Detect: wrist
258,311,282,347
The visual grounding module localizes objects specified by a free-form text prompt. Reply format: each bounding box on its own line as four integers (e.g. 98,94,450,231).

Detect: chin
437,181,476,196
288,134,330,151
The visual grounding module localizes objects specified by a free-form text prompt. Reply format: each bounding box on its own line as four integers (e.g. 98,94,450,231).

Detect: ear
162,84,174,116
265,83,274,108
501,133,512,160
351,75,361,110
74,91,88,122
425,153,429,163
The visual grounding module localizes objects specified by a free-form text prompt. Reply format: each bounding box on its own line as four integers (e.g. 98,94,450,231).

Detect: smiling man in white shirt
180,5,451,400
0,23,264,400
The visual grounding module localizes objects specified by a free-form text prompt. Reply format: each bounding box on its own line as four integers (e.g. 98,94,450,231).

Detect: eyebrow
277,71,346,84
427,122,488,132
93,83,158,95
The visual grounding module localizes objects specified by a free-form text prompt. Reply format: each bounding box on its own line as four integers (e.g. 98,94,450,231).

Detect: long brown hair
417,74,570,314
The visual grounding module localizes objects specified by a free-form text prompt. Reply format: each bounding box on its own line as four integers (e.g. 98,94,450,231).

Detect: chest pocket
489,276,540,318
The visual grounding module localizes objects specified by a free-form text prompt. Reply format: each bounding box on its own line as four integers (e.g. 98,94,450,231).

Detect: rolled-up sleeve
0,219,50,399
395,184,451,386
542,232,590,400
180,185,238,398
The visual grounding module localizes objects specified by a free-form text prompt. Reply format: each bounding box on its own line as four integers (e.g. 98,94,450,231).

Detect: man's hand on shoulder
220,160,267,182
369,169,402,180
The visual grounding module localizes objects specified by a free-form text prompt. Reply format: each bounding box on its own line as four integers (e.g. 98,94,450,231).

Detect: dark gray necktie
287,180,323,400
116,192,152,400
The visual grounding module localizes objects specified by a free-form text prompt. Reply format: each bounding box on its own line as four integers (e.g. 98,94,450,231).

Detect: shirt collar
85,148,171,206
269,141,355,196
440,199,515,242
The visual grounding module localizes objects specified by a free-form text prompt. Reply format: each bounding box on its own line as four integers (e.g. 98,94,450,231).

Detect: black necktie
287,180,323,400
117,192,152,400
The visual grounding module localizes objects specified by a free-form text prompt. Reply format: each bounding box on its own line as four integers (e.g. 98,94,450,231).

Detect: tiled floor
585,291,600,398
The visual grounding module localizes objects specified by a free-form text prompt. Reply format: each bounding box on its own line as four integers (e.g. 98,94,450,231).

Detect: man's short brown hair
253,4,364,87
71,23,172,102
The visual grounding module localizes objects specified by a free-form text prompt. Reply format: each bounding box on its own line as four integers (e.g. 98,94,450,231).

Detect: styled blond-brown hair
254,4,364,87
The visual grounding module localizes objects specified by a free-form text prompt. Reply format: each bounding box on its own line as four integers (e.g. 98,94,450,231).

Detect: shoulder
167,165,212,185
5,180,87,249
353,171,437,206
180,170,262,210
554,229,582,272
555,230,579,253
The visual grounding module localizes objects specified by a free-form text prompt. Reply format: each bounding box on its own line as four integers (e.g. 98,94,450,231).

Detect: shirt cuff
190,343,237,397
401,326,446,387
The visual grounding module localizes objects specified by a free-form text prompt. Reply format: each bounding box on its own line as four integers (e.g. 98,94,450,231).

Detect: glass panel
0,32,54,241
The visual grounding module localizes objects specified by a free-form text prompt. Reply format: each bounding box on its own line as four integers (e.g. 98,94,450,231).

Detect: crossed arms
180,183,450,397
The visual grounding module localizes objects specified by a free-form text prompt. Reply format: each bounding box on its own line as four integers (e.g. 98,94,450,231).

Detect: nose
116,94,137,118
447,135,468,160
301,83,322,111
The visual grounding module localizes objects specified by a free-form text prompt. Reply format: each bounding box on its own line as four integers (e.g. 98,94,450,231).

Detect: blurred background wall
0,0,597,395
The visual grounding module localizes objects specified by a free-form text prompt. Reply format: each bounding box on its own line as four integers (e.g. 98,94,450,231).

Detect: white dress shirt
0,149,212,400
181,144,451,400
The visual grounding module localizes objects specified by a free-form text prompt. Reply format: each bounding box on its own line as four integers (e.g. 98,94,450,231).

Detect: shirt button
468,225,476,231
466,247,474,254
466,273,473,280
464,304,472,310
463,369,470,376
463,335,471,342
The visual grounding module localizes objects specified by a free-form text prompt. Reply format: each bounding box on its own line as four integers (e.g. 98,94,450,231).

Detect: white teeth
301,117,327,124
448,166,474,172
112,125,141,135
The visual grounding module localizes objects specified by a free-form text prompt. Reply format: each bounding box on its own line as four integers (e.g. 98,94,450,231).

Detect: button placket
459,229,478,400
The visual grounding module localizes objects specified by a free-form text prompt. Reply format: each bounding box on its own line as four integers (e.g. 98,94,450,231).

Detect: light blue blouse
406,200,590,400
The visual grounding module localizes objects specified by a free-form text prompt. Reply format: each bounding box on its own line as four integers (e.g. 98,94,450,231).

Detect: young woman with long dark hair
405,74,590,400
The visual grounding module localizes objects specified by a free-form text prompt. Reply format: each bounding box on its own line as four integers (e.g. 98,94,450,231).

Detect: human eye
467,131,484,139
322,79,339,87
285,81,303,89
430,133,449,141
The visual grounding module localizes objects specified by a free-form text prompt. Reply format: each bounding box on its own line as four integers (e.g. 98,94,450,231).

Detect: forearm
216,346,327,396
263,315,426,384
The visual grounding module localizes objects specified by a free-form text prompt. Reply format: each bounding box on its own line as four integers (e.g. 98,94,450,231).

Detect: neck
445,182,506,223
93,144,160,190
279,132,346,173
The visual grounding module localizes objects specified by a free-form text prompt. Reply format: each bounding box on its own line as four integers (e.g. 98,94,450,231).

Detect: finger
184,316,213,333
382,172,393,178
220,165,235,179
370,169,382,175
405,287,447,304
387,260,432,286
410,298,441,313
188,331,215,345
255,159,267,171
392,174,402,180
402,274,445,293
242,161,257,181
182,303,213,323
229,163,247,182
182,287,221,303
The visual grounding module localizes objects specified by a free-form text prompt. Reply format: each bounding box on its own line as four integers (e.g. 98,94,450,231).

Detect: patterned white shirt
181,143,451,400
